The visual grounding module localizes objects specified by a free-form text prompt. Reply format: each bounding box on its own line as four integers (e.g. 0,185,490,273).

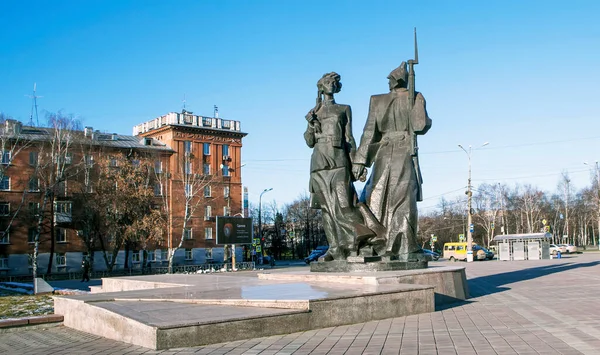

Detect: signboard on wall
216,216,253,245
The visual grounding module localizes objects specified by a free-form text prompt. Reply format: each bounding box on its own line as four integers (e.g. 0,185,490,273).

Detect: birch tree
164,149,219,273
31,113,81,286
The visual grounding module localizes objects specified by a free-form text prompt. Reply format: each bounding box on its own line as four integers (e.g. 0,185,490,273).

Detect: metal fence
0,261,256,283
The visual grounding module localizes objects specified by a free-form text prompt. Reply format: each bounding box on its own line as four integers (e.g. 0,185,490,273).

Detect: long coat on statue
354,88,431,259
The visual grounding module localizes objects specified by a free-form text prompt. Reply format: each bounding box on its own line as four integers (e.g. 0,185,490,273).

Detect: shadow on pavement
435,261,600,311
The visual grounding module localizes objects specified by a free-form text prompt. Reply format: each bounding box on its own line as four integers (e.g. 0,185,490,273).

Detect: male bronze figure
352,60,432,261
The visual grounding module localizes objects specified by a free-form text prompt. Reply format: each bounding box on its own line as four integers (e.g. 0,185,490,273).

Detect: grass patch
0,290,53,319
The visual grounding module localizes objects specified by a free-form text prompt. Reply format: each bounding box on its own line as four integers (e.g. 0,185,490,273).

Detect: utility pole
458,142,489,262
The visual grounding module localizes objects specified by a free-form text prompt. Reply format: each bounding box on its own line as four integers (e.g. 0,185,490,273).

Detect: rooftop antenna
182,94,187,113
214,105,219,118
25,83,42,126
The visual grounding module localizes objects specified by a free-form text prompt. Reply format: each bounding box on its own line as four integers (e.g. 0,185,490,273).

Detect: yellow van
443,242,486,261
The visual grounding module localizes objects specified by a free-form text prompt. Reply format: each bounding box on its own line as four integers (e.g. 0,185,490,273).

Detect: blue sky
1,1,599,211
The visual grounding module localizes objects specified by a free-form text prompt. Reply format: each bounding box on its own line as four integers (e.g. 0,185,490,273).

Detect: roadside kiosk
493,233,552,261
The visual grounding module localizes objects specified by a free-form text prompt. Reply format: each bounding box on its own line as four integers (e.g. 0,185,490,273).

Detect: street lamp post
458,142,489,262
584,161,600,249
257,188,273,264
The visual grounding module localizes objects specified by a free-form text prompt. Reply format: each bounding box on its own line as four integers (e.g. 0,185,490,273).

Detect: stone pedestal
310,259,428,272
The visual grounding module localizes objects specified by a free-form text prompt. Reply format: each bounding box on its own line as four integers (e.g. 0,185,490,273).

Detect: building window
204,206,211,220
203,143,210,156
106,254,114,265
222,144,229,157
184,141,192,153
0,254,8,269
0,202,9,216
203,163,211,175
28,177,40,192
154,160,162,173
204,186,211,197
132,251,141,263
202,117,212,127
185,184,192,197
147,250,156,262
183,228,193,240
184,161,192,174
161,249,168,261
65,152,73,165
1,151,11,165
56,228,67,243
28,228,36,243
205,227,213,240
205,248,213,260
154,183,163,196
224,186,230,199
0,232,9,244
55,201,72,215
223,206,230,216
55,253,66,267
85,155,94,166
131,159,140,167
222,165,230,176
0,176,10,190
109,156,118,167
29,151,39,166
29,202,40,216
185,248,193,260
56,181,67,197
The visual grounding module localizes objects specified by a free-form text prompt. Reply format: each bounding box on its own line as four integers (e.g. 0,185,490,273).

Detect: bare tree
31,113,81,288
160,149,220,273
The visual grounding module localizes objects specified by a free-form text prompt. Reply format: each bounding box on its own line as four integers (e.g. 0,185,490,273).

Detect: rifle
407,28,424,201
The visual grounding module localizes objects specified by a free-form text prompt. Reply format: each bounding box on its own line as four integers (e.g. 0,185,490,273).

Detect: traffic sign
459,234,465,242
491,222,495,229
256,246,262,253
432,236,437,242
469,224,474,233
542,219,547,225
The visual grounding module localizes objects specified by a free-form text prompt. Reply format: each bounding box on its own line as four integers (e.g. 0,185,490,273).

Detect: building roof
493,233,552,241
6,124,174,153
132,111,247,137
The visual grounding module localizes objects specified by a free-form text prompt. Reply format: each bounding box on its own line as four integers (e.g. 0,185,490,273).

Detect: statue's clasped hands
352,164,367,182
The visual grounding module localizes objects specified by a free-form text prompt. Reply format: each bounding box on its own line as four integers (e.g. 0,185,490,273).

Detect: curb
0,314,63,333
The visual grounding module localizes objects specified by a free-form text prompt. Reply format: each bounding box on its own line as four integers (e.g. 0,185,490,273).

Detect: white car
559,244,578,253
549,244,567,255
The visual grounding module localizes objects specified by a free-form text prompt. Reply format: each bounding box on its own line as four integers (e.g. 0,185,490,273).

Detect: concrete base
260,265,468,306
310,260,428,272
54,266,466,350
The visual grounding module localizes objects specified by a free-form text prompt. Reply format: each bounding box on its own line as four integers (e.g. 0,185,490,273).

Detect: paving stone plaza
2,253,600,354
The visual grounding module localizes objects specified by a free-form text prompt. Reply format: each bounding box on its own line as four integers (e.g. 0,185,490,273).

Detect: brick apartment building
0,110,246,276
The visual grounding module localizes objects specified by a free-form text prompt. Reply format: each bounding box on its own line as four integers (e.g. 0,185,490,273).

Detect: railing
0,262,256,283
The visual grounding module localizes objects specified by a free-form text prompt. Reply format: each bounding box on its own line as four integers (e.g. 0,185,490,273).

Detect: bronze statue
352,60,432,261
304,72,365,261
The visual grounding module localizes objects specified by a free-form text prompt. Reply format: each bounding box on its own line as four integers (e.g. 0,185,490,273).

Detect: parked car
471,245,489,261
262,255,275,266
423,249,440,261
443,242,486,261
478,246,495,260
550,244,567,255
559,244,578,254
304,246,329,264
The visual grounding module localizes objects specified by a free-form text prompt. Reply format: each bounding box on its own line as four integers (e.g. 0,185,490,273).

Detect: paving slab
2,253,600,354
